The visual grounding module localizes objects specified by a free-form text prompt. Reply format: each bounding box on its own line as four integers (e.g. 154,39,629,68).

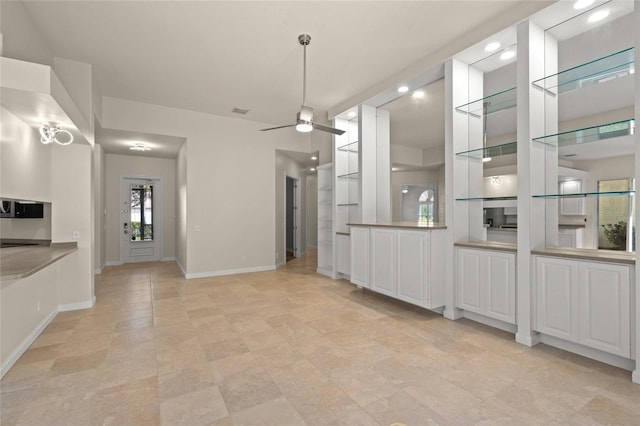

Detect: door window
130,184,153,241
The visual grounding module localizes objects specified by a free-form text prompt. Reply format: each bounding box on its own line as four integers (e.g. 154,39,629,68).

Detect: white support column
515,20,557,347
376,108,391,223
633,2,640,386
359,104,377,223
444,58,472,320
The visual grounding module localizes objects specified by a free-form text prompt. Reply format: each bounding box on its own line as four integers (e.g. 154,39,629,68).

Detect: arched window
418,189,435,222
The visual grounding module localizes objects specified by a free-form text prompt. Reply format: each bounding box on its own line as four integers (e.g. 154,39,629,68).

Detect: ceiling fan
260,34,345,136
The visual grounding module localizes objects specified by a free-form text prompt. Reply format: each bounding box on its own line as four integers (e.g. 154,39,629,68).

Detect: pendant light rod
298,34,311,106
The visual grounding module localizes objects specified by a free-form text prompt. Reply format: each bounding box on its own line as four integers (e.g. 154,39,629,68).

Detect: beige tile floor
2,250,639,425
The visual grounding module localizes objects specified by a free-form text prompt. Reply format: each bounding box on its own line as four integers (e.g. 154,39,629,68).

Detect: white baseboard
186,264,275,279
540,334,634,371
162,257,176,262
176,258,187,277
94,263,106,275
276,261,286,269
1,308,57,378
633,369,640,384
105,261,123,267
1,296,97,379
463,311,517,334
59,296,95,312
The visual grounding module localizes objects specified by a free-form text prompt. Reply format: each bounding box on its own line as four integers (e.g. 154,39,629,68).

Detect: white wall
101,97,315,277
0,0,53,66
104,153,177,263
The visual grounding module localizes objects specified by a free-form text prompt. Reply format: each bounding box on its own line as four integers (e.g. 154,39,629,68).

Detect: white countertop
347,221,447,230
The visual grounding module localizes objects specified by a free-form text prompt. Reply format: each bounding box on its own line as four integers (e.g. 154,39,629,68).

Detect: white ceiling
20,1,545,135
95,124,186,159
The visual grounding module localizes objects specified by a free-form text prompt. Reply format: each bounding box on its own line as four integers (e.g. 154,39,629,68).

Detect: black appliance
14,202,44,219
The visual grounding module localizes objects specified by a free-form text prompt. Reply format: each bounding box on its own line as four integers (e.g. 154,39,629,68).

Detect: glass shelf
337,203,358,207
532,48,634,95
337,172,359,179
455,196,517,202
318,240,332,246
533,191,635,199
318,216,332,221
319,201,332,205
337,141,359,152
532,119,634,146
456,141,517,159
455,87,516,117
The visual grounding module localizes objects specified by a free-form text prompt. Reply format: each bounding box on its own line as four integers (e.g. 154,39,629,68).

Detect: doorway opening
286,175,300,262
120,177,163,263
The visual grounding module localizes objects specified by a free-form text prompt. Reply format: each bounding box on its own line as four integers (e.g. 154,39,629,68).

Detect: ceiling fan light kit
260,34,345,136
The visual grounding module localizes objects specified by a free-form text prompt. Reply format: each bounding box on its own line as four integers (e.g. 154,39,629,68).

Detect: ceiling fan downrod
298,34,311,107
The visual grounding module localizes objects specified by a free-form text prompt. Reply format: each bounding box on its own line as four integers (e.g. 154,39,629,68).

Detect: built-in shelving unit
454,87,517,117
532,47,634,95
533,190,635,199
532,119,635,146
455,141,517,159
316,163,333,277
455,196,518,202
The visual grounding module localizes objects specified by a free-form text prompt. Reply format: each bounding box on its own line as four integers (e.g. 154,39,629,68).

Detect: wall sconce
39,123,73,145
491,176,503,185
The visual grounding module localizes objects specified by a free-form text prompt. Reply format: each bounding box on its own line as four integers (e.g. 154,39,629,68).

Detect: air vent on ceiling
232,107,249,115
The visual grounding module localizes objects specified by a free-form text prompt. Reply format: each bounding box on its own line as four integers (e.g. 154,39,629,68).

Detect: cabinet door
336,234,351,275
396,231,426,306
557,230,576,248
456,248,483,314
350,227,369,288
560,181,584,215
578,262,630,358
370,229,395,297
535,257,579,341
484,251,516,324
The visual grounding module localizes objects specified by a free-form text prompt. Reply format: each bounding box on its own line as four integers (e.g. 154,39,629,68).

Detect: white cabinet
350,226,445,310
396,231,428,306
557,228,583,248
350,226,369,287
456,247,516,324
316,163,333,277
370,228,395,297
559,180,585,215
535,256,631,358
336,233,351,276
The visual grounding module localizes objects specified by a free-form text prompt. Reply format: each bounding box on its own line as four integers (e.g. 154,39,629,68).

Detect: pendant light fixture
39,123,74,146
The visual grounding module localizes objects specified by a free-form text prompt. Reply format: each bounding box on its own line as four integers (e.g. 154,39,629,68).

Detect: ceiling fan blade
312,123,346,135
260,124,296,131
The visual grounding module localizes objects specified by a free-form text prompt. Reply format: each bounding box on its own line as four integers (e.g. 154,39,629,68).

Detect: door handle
123,222,129,234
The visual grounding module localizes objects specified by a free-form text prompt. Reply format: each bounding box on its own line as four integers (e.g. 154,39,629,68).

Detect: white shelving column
316,163,334,278
633,2,639,386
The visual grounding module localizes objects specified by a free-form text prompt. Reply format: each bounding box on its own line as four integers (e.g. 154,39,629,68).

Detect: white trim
161,257,176,262
540,334,635,371
106,261,123,266
0,308,58,378
186,264,275,279
59,296,95,312
463,311,517,334
316,267,334,278
94,263,106,275
633,369,639,384
176,258,187,277
276,261,286,269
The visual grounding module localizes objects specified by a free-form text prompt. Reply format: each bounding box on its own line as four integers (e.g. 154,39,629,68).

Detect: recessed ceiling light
347,111,356,118
397,86,409,93
484,42,500,52
573,0,595,10
482,157,492,163
311,156,318,160
310,167,316,172
130,142,151,152
588,9,609,23
500,50,516,61
412,90,425,99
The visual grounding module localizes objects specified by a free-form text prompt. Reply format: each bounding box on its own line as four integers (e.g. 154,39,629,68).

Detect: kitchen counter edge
1,242,78,281
454,241,517,252
532,247,635,265
347,222,447,230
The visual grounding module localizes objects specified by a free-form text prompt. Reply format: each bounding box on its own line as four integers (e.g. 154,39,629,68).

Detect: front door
121,177,162,263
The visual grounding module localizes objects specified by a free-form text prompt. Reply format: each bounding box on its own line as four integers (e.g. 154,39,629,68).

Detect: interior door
121,178,161,263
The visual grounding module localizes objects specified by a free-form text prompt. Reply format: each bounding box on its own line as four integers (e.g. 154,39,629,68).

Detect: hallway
1,252,638,425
